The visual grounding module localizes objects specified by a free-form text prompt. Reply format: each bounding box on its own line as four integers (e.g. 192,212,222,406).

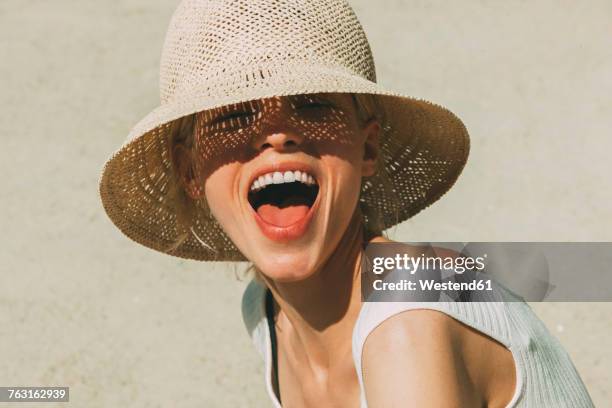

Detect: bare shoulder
362,308,516,408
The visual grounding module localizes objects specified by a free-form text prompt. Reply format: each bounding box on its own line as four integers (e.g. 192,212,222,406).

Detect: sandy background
1,0,610,406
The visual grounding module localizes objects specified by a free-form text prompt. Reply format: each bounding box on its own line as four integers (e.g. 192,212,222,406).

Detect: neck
262,208,374,370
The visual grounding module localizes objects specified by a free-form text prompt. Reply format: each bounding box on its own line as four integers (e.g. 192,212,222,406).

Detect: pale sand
0,0,610,406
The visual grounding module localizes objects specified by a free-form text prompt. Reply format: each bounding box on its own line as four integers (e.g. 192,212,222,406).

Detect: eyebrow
288,93,336,104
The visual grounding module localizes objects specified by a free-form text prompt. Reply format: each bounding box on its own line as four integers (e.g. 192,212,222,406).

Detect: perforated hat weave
98,0,470,262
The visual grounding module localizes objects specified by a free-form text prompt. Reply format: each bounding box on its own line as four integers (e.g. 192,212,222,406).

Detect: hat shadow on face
174,93,379,201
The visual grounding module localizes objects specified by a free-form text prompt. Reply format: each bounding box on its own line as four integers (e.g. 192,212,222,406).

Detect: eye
212,110,257,125
291,99,338,123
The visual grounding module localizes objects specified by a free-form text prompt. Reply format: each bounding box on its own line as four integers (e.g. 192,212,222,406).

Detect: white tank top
241,278,594,407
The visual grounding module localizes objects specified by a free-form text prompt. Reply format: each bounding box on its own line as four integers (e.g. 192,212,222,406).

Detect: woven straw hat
98,0,470,262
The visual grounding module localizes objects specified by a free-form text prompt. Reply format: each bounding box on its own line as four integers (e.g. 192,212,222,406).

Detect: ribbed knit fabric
241,278,594,407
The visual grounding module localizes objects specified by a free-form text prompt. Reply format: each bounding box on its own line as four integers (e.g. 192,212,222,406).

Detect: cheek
341,166,363,207
203,166,240,232
325,154,364,217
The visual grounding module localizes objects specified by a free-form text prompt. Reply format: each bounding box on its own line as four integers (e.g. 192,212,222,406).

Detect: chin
251,250,320,282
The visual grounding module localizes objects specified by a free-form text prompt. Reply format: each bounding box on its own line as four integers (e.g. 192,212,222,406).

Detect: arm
361,309,515,408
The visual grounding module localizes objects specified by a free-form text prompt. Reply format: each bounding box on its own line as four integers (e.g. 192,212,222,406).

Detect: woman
99,0,594,406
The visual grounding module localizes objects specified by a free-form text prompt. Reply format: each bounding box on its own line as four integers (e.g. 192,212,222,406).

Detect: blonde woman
99,0,594,406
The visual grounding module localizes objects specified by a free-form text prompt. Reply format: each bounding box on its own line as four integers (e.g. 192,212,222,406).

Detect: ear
361,118,381,177
173,144,204,200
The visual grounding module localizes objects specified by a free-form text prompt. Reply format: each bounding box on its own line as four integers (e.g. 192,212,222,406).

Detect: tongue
256,196,311,227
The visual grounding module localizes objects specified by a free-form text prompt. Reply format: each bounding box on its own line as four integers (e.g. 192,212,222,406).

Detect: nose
252,131,303,152
251,113,305,152
249,97,305,152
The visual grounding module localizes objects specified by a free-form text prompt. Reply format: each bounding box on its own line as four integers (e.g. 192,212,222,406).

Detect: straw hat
98,0,470,262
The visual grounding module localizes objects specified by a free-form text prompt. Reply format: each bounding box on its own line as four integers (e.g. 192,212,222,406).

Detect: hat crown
159,0,377,104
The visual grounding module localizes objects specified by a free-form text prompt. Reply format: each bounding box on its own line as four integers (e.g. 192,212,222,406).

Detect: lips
246,162,320,241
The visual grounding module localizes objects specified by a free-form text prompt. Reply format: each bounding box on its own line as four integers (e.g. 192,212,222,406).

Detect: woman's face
178,93,379,281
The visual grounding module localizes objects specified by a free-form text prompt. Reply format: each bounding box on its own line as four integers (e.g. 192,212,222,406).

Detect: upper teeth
250,170,317,191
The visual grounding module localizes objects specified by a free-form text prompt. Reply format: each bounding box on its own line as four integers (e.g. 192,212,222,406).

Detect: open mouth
248,171,319,227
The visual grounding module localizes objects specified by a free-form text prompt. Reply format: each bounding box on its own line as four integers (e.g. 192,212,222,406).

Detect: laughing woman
99,0,594,407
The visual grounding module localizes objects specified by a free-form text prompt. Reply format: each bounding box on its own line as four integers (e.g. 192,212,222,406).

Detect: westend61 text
373,279,493,292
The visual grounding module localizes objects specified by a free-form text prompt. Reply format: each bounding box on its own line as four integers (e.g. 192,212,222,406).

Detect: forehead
222,92,354,110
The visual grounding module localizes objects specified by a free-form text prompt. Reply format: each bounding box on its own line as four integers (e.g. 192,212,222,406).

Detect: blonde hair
167,93,398,281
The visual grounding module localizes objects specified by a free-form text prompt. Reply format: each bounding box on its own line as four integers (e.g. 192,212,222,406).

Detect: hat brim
99,65,469,261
